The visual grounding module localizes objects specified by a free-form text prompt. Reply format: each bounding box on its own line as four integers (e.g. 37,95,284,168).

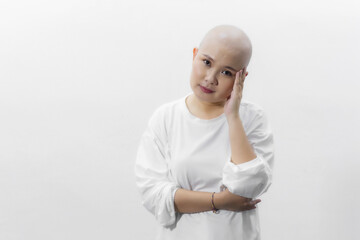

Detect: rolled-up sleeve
221,110,275,199
134,113,181,228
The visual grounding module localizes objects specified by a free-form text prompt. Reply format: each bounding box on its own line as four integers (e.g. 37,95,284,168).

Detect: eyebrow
202,54,238,72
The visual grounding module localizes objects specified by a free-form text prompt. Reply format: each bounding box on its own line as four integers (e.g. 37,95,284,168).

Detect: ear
192,47,198,61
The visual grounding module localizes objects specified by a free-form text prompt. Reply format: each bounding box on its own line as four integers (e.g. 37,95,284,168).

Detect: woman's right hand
215,188,261,212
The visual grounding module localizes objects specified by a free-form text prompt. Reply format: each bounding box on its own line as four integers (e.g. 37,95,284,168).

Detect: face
189,40,245,106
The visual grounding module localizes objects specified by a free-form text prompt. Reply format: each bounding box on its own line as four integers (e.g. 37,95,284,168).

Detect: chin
196,90,220,103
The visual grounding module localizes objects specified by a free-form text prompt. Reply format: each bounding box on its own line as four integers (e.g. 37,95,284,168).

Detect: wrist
213,191,225,210
226,113,241,124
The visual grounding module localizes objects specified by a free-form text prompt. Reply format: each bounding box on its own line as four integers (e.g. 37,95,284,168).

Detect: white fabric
134,92,275,240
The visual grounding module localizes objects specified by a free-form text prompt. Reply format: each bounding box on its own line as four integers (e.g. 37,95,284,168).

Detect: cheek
222,79,234,88
192,63,204,78
223,82,234,94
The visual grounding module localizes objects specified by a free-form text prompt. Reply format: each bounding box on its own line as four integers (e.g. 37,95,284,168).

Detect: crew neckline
182,92,226,123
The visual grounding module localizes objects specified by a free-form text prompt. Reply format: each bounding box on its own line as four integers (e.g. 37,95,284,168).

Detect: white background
1,0,359,239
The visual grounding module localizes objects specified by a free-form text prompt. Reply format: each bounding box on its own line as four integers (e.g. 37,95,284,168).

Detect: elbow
225,170,272,199
250,171,273,198
137,180,180,228
154,184,180,228
222,156,273,198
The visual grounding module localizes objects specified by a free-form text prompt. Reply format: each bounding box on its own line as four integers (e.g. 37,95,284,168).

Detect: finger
242,68,247,81
244,200,255,208
238,70,244,84
240,74,245,88
248,203,258,210
240,68,245,79
249,200,261,206
245,205,256,211
234,71,242,90
235,71,239,81
236,70,242,82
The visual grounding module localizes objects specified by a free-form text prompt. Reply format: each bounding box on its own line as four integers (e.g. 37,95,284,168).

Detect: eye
222,70,232,77
203,59,211,66
202,59,233,77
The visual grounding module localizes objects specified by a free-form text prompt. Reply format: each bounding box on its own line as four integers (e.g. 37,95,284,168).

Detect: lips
200,85,214,93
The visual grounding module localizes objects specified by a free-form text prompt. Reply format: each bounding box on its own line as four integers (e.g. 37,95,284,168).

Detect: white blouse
134,92,275,240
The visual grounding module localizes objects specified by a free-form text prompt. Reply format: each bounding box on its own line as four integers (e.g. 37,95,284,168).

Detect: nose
205,69,218,85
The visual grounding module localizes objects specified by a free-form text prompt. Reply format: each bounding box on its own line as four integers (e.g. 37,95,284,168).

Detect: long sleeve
134,109,181,228
221,109,275,199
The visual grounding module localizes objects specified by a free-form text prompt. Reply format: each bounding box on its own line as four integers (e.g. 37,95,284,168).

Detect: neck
189,94,225,115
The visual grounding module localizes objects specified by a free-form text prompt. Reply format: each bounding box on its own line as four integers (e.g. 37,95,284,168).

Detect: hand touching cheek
224,68,248,118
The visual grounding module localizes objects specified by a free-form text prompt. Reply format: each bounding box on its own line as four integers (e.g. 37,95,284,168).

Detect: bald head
198,24,252,68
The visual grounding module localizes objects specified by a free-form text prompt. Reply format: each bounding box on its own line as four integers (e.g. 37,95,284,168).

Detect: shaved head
198,24,252,68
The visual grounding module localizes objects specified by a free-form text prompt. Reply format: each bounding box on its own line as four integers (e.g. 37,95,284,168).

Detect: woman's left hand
224,68,248,118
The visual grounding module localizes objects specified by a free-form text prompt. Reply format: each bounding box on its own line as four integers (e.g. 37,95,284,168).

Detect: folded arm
222,110,275,199
135,114,181,228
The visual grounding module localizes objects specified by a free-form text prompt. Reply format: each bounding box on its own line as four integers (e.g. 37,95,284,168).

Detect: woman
134,24,275,240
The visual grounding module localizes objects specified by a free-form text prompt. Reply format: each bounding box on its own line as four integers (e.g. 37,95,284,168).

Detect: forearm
174,188,223,213
227,115,256,165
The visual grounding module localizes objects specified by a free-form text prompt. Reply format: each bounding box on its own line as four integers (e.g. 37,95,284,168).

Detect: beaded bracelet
211,192,219,213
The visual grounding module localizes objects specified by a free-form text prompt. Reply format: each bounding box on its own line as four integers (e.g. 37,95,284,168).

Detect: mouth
199,85,214,93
